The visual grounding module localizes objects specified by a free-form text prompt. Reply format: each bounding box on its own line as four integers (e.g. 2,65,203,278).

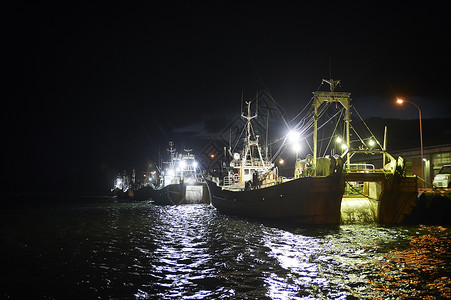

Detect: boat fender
245,180,252,190
333,155,344,177
396,156,406,177
233,173,240,182
393,156,407,185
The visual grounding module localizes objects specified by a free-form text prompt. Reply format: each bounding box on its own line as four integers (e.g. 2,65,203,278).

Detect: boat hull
341,174,418,224
206,177,345,224
379,176,418,224
138,182,210,205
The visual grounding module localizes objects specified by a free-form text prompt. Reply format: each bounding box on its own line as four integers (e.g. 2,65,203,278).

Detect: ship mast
312,79,351,174
241,101,258,166
168,141,175,158
166,141,176,170
242,100,257,147
240,99,268,168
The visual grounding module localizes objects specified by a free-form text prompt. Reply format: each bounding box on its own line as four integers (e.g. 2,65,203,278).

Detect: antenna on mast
168,141,175,158
265,110,269,160
322,78,341,92
329,56,332,80
240,90,244,116
229,128,232,156
255,90,259,115
323,57,341,92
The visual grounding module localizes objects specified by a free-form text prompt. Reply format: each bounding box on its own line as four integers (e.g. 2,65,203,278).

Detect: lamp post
396,98,424,181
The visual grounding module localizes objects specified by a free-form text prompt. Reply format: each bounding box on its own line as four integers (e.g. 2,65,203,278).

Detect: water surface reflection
1,200,450,299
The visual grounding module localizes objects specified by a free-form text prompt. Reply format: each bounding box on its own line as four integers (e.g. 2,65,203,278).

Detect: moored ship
136,143,210,205
207,79,418,224
206,97,345,224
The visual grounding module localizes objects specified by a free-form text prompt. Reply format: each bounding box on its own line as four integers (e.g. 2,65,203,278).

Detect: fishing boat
206,95,345,224
206,79,418,224
135,142,210,205
110,170,136,199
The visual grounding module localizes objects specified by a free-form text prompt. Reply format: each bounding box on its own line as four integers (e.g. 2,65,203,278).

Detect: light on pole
396,98,424,181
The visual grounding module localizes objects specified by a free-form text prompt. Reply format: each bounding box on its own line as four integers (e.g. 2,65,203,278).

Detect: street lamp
396,98,424,181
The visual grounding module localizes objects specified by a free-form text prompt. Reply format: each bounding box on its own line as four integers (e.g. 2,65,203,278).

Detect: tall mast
168,141,175,159
241,100,258,166
242,101,257,145
312,79,351,173
265,110,269,161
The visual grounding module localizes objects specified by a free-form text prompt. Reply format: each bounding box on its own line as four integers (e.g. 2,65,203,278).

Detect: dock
404,188,451,225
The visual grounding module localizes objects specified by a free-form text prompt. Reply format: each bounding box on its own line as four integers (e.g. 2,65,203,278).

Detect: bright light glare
336,136,342,143
287,130,299,143
396,99,404,104
115,178,123,188
341,144,348,150
292,143,301,153
179,160,186,170
193,161,198,168
279,158,284,165
368,139,375,147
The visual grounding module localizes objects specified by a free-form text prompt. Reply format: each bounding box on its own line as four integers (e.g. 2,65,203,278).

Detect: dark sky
4,2,450,195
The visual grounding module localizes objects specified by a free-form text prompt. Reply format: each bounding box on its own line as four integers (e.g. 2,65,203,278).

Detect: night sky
4,2,450,195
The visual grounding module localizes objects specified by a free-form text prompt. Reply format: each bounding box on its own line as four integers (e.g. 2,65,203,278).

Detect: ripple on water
1,200,450,299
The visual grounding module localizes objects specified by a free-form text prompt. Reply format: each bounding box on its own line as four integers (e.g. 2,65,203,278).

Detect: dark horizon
4,2,450,196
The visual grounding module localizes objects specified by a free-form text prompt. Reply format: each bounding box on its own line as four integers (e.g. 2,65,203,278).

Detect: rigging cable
231,122,247,154
269,106,343,163
349,123,368,149
352,106,383,149
322,108,344,157
289,97,313,123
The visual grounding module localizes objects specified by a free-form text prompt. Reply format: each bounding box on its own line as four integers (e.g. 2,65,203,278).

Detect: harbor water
1,198,450,299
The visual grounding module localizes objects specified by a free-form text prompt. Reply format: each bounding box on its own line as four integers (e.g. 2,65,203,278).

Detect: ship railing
244,162,265,167
223,176,234,186
259,181,277,188
344,163,385,173
226,180,278,191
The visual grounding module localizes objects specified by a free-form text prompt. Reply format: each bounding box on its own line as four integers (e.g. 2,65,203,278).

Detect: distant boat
206,79,417,224
135,143,210,205
110,170,135,199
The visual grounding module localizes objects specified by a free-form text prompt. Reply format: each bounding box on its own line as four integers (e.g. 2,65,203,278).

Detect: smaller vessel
110,170,135,199
135,142,210,205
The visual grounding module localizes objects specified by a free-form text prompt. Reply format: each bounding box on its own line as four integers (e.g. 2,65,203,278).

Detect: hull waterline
140,182,210,205
206,177,345,224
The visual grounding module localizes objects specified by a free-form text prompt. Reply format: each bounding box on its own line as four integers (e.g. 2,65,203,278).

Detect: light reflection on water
1,200,450,299
260,225,405,299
